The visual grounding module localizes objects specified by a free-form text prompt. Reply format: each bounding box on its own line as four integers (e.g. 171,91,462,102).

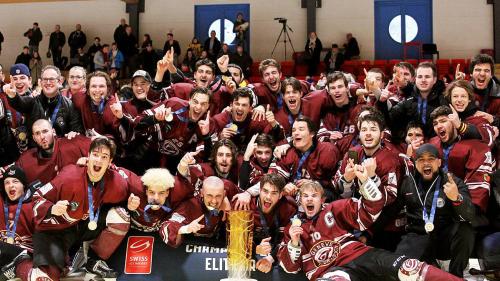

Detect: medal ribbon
143,204,171,223
87,180,104,224
417,96,428,124
173,107,189,123
421,176,441,229
294,147,313,181
49,95,62,126
3,196,24,242
442,144,455,172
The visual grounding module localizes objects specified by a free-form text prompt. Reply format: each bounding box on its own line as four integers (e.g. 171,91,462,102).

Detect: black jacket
373,169,475,235
49,31,66,50
385,80,446,142
7,92,83,139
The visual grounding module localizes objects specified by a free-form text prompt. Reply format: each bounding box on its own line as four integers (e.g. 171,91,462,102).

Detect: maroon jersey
183,162,240,197
251,81,310,112
130,175,197,232
269,142,341,192
317,100,363,142
211,111,283,152
0,195,35,252
165,82,232,115
274,91,330,137
134,97,207,157
277,197,385,280
16,135,91,184
429,137,493,213
33,164,130,231
71,92,117,135
246,196,297,241
464,115,496,147
333,145,401,206
473,89,500,120
159,196,225,247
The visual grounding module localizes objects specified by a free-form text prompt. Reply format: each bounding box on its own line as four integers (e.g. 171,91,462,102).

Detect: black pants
395,222,475,277
32,206,111,270
51,48,62,69
0,241,26,267
325,248,408,281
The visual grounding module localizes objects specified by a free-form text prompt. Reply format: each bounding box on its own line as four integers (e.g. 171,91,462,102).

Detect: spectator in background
204,30,221,63
141,33,153,50
217,43,231,59
181,48,197,76
94,44,110,71
109,42,125,73
323,43,344,73
76,47,89,69
113,18,128,52
0,30,4,55
29,51,42,87
68,24,87,59
162,32,181,66
230,44,253,78
24,22,43,55
304,31,323,76
15,46,31,68
49,24,66,69
234,12,249,51
121,26,138,77
188,37,202,58
87,37,102,71
344,32,360,60
139,43,160,77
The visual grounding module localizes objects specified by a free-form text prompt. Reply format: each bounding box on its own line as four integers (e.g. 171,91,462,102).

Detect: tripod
271,20,295,60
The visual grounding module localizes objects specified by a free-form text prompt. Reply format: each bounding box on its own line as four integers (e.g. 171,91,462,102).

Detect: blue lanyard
421,176,441,226
277,93,283,110
3,196,24,242
294,147,313,181
442,144,455,172
417,96,427,124
173,107,189,123
143,203,171,223
49,95,62,126
287,110,302,128
87,180,104,223
90,98,105,115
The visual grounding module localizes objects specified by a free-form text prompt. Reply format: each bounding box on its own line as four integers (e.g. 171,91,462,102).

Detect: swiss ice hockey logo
309,240,340,267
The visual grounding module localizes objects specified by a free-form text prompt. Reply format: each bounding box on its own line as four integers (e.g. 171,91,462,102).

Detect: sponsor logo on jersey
309,240,340,267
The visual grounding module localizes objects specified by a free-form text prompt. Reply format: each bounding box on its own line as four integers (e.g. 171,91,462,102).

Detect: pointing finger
447,173,456,184
363,68,368,76
195,214,205,223
455,64,460,76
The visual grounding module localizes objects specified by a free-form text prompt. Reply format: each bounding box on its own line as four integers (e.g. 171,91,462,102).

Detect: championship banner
124,236,154,274
108,229,308,281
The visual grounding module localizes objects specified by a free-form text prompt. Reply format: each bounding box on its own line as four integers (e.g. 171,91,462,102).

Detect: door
195,4,250,53
374,0,432,60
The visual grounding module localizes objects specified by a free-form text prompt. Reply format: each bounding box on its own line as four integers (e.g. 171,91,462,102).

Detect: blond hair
141,168,175,190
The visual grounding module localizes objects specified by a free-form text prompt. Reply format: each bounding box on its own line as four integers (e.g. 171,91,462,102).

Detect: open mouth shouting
475,77,487,88
422,166,433,178
198,77,209,88
268,79,280,92
437,128,448,141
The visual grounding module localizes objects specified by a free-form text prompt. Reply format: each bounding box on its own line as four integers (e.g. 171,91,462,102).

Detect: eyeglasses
41,77,58,83
69,75,84,80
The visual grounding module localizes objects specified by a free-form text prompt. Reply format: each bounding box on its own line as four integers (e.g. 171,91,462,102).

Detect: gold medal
6,237,14,244
88,220,98,231
424,222,434,233
18,132,26,141
165,113,173,122
291,218,302,227
230,124,238,132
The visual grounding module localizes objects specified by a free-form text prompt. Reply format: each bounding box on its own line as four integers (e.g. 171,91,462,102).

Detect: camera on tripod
274,17,287,24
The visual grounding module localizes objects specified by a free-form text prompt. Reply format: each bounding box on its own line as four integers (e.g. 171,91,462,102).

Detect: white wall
0,0,127,69
433,0,493,59
0,0,494,71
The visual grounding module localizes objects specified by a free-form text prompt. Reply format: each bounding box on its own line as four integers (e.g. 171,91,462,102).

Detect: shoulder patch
38,183,54,195
170,212,186,223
